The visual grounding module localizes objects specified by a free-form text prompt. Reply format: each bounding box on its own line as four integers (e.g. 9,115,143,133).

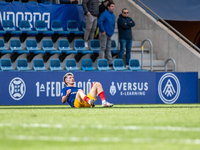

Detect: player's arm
62,89,71,104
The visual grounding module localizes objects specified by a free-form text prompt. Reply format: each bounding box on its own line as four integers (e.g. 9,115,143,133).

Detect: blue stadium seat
0,58,14,71
0,39,12,54
35,20,54,43
3,20,22,43
26,39,45,54
81,59,95,71
82,21,86,32
51,20,70,42
26,39,45,63
10,39,29,54
97,59,111,71
19,20,38,42
129,59,148,71
42,39,61,62
44,1,53,4
67,20,84,35
33,59,46,71
49,59,63,71
17,59,30,71
65,59,80,71
89,39,100,53
111,40,119,56
113,59,127,71
42,39,60,54
58,39,77,54
74,39,93,54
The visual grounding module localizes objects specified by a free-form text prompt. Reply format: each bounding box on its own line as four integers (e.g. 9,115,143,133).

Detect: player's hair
107,2,115,7
63,72,74,85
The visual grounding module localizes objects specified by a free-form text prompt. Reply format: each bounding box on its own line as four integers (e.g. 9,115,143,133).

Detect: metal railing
134,0,200,53
141,39,153,71
165,58,176,72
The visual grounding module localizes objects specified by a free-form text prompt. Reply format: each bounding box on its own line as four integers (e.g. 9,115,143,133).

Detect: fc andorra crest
158,73,180,104
9,77,26,100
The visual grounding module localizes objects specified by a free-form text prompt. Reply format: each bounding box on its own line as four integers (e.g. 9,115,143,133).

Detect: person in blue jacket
98,2,115,67
117,8,135,68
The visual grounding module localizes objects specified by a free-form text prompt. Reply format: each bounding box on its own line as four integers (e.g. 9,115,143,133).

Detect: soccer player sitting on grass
61,72,113,108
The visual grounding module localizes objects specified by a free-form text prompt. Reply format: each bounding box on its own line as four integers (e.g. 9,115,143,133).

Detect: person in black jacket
117,8,135,67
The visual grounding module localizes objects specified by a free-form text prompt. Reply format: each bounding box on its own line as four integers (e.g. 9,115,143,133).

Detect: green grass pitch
0,104,200,150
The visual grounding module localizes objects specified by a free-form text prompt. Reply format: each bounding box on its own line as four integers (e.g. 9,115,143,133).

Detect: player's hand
66,89,71,96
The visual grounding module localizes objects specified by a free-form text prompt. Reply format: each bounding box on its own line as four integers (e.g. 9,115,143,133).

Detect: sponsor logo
109,82,148,96
9,77,26,100
158,73,181,104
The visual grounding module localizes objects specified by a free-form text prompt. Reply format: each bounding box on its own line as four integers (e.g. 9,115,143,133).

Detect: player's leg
89,82,113,107
74,89,95,108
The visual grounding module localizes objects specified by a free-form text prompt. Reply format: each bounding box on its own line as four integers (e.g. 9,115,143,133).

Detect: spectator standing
117,8,135,67
99,0,113,18
98,2,115,67
82,0,99,48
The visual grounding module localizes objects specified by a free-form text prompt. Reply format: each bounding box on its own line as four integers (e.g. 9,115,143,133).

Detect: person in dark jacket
82,0,99,48
117,8,135,67
98,2,115,66
98,0,113,18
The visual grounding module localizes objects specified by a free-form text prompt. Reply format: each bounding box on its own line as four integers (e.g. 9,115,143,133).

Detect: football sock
99,91,106,101
83,96,90,103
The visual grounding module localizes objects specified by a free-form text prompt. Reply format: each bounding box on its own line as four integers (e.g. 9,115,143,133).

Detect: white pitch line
0,123,63,128
0,123,200,132
3,135,200,145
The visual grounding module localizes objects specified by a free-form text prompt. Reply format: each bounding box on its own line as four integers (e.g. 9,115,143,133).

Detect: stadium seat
19,20,38,42
65,59,80,71
26,39,45,63
82,21,86,32
49,59,63,71
81,59,95,71
111,40,119,57
67,20,84,43
35,20,54,43
10,39,29,54
42,39,61,62
3,20,22,43
26,39,45,54
74,39,93,54
89,39,100,53
0,39,12,56
58,39,77,62
17,59,30,71
90,39,100,62
58,39,77,53
67,20,84,35
51,20,70,42
33,59,46,71
113,59,127,71
97,59,111,71
0,58,14,71
129,59,148,71
74,39,93,62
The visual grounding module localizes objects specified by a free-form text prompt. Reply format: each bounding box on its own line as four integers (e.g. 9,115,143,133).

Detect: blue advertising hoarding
0,3,85,30
0,71,198,105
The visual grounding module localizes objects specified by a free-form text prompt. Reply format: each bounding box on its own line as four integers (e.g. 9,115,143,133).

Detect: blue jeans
118,39,132,64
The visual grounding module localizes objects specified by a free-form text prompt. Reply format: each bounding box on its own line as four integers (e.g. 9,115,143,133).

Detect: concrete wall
114,0,200,77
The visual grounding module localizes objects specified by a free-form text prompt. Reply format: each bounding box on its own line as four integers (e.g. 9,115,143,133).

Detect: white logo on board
158,73,180,104
9,77,26,100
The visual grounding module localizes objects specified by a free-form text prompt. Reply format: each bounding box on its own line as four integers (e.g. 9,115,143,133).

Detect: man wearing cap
61,72,113,108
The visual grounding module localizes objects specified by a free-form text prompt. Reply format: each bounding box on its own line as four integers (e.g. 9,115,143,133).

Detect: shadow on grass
0,104,200,109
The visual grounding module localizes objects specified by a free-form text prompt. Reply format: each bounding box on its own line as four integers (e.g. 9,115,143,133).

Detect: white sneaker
126,65,129,68
85,42,89,48
89,99,95,107
102,101,113,107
